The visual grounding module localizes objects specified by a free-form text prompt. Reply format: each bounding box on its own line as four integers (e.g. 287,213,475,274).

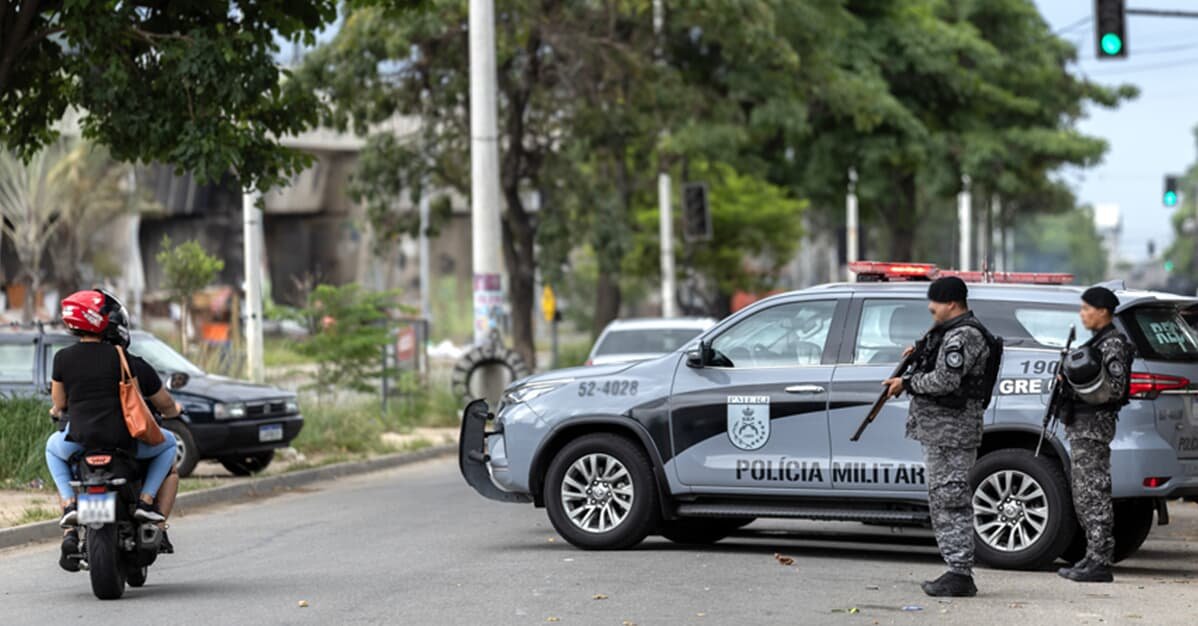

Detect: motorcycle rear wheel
87,525,127,600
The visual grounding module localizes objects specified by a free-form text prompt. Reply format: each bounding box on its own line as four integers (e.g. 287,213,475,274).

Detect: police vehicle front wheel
544,434,660,550
970,449,1076,570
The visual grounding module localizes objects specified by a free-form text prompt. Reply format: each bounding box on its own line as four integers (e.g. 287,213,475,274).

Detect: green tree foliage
156,236,224,351
1163,128,1198,290
1012,206,1108,286
0,1,404,191
295,283,397,398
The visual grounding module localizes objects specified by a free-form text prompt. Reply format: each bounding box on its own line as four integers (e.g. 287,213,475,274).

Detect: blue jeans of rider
45,426,178,502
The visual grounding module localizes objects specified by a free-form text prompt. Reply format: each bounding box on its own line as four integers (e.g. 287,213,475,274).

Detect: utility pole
654,0,677,318
418,182,432,328
242,190,265,383
469,0,506,345
846,167,859,280
958,175,972,270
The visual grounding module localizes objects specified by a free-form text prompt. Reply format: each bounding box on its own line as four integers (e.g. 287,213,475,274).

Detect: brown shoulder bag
117,345,165,446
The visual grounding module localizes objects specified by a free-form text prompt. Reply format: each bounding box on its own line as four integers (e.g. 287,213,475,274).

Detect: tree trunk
500,196,538,372
593,271,621,337
179,300,189,355
888,171,919,261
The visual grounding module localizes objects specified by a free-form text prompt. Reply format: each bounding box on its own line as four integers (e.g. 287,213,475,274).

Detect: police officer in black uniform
1057,286,1134,583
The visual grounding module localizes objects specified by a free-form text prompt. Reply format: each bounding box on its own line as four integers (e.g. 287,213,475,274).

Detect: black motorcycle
66,450,164,599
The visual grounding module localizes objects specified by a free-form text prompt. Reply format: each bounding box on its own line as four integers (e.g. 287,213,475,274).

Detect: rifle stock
1035,326,1077,457
850,351,917,442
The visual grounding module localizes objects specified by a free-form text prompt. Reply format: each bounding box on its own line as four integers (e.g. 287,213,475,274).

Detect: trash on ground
901,605,923,612
773,552,795,566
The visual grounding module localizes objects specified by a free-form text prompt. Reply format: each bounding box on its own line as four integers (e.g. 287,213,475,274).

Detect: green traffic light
1100,33,1123,56
1165,260,1175,272
1165,190,1178,207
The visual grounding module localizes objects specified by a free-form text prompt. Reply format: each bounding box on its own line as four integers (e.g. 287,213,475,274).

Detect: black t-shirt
52,342,163,451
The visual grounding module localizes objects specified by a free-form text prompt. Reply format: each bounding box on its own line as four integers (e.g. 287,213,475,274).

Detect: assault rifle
850,341,922,442
1035,326,1077,457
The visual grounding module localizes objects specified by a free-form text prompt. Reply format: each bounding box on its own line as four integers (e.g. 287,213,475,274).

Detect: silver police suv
460,263,1198,570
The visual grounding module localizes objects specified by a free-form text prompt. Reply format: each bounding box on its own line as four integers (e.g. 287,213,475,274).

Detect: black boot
159,529,174,554
1063,560,1113,583
921,571,977,597
1057,557,1091,578
59,530,80,572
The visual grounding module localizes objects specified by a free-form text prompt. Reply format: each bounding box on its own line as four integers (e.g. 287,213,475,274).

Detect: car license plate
259,424,284,442
77,492,116,525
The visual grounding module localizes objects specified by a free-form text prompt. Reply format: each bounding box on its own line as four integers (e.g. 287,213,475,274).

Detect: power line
1055,15,1093,35
1086,54,1198,76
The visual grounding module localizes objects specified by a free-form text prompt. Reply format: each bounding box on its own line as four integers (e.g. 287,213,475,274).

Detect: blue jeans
45,426,177,502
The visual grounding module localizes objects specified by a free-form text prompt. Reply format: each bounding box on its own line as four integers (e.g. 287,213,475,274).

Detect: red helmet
61,290,110,334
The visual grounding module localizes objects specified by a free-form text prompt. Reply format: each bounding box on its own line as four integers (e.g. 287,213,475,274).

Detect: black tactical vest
914,312,1004,409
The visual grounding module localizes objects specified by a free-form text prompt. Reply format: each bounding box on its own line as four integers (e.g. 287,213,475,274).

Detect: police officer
1057,286,1133,583
884,276,994,597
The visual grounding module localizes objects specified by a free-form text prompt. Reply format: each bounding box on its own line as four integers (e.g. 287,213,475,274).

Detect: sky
1034,0,1198,262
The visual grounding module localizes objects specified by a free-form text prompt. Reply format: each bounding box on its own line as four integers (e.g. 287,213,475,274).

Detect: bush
0,396,53,488
296,284,401,397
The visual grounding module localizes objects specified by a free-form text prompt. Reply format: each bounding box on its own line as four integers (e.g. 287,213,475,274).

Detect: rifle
1035,326,1077,457
850,343,921,442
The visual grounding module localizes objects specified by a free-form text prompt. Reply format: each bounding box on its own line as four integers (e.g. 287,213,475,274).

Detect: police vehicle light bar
849,261,1073,285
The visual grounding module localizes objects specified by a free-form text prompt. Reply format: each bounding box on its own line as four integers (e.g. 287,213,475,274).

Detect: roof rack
849,261,1074,285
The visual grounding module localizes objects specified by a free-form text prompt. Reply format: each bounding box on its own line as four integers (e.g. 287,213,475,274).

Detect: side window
42,342,71,382
712,300,836,368
853,300,930,364
0,342,36,384
971,301,1092,349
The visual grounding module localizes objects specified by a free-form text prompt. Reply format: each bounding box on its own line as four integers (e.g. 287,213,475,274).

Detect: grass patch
0,396,53,488
14,506,57,526
556,340,594,369
292,380,462,457
263,337,311,368
178,478,224,494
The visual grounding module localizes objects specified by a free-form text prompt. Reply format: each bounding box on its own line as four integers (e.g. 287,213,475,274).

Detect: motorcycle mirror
166,372,190,391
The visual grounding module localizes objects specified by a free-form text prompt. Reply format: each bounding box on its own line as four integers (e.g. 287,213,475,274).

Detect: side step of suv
676,501,931,524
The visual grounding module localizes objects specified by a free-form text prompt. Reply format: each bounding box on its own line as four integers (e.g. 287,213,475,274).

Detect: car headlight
503,379,573,405
284,399,300,414
213,402,246,420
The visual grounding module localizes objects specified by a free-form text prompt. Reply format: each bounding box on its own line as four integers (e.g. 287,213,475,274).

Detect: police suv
459,262,1198,570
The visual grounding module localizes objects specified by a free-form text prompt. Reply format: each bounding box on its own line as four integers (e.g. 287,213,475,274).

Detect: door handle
785,385,825,394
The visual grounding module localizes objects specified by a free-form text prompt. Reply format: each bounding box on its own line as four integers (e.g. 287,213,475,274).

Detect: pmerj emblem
727,395,770,451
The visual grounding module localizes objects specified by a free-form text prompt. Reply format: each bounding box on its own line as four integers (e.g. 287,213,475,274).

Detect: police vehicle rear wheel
544,434,659,550
1063,498,1155,564
659,518,752,545
970,449,1076,570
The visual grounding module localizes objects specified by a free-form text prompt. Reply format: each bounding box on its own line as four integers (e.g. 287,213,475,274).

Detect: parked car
461,262,1198,570
587,317,717,366
0,325,303,477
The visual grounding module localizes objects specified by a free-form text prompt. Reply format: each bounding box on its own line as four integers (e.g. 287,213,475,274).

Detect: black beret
1082,286,1119,312
928,276,968,303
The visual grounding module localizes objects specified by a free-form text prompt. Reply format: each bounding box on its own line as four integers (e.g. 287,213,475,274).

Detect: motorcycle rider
44,290,182,571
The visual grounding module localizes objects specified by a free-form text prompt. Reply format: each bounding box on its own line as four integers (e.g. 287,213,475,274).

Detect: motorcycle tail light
86,486,107,494
85,455,112,466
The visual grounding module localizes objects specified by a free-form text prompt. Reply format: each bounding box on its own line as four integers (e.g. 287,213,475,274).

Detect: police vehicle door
669,298,845,490
828,298,929,492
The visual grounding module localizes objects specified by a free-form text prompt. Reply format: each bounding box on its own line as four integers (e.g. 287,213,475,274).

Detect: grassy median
0,396,53,489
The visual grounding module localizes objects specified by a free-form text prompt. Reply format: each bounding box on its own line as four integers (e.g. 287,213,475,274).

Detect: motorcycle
66,449,164,599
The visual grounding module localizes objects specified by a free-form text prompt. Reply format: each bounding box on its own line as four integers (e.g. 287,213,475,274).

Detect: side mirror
687,340,715,368
166,372,190,391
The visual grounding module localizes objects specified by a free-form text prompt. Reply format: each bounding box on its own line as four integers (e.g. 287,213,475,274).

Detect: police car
459,262,1198,570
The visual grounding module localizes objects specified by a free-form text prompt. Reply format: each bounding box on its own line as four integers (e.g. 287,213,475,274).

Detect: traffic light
1165,260,1175,273
1095,0,1127,59
1164,175,1179,207
682,182,712,242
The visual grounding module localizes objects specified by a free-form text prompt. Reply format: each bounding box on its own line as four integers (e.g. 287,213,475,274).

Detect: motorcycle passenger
44,290,181,570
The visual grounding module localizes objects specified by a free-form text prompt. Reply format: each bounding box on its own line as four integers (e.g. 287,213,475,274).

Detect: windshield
129,334,205,375
1124,307,1198,362
593,328,706,356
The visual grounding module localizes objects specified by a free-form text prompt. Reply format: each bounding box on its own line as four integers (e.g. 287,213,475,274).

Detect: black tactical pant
924,445,977,576
1070,437,1114,566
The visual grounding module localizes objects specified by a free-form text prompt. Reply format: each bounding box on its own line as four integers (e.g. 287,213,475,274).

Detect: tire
86,525,126,600
660,518,752,545
1065,498,1156,564
219,451,275,476
970,448,1076,570
544,434,660,550
451,341,531,404
126,564,148,588
161,421,199,478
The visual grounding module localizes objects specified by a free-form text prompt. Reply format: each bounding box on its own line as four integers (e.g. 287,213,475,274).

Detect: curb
0,443,456,551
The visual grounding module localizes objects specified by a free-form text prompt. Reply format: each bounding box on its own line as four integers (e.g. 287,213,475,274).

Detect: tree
296,283,398,400
0,1,406,191
1163,127,1198,292
0,141,70,321
156,236,224,353
1013,206,1108,285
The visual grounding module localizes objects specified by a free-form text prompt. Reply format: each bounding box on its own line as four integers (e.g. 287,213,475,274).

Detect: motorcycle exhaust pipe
138,523,162,550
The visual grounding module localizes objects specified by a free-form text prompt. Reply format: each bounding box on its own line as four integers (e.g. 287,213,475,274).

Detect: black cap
927,276,968,304
1082,286,1119,312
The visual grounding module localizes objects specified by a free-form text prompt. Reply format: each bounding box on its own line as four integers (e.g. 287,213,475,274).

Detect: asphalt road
2,457,1196,625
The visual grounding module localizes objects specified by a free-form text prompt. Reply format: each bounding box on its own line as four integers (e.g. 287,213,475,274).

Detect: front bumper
459,399,532,503
188,414,304,457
